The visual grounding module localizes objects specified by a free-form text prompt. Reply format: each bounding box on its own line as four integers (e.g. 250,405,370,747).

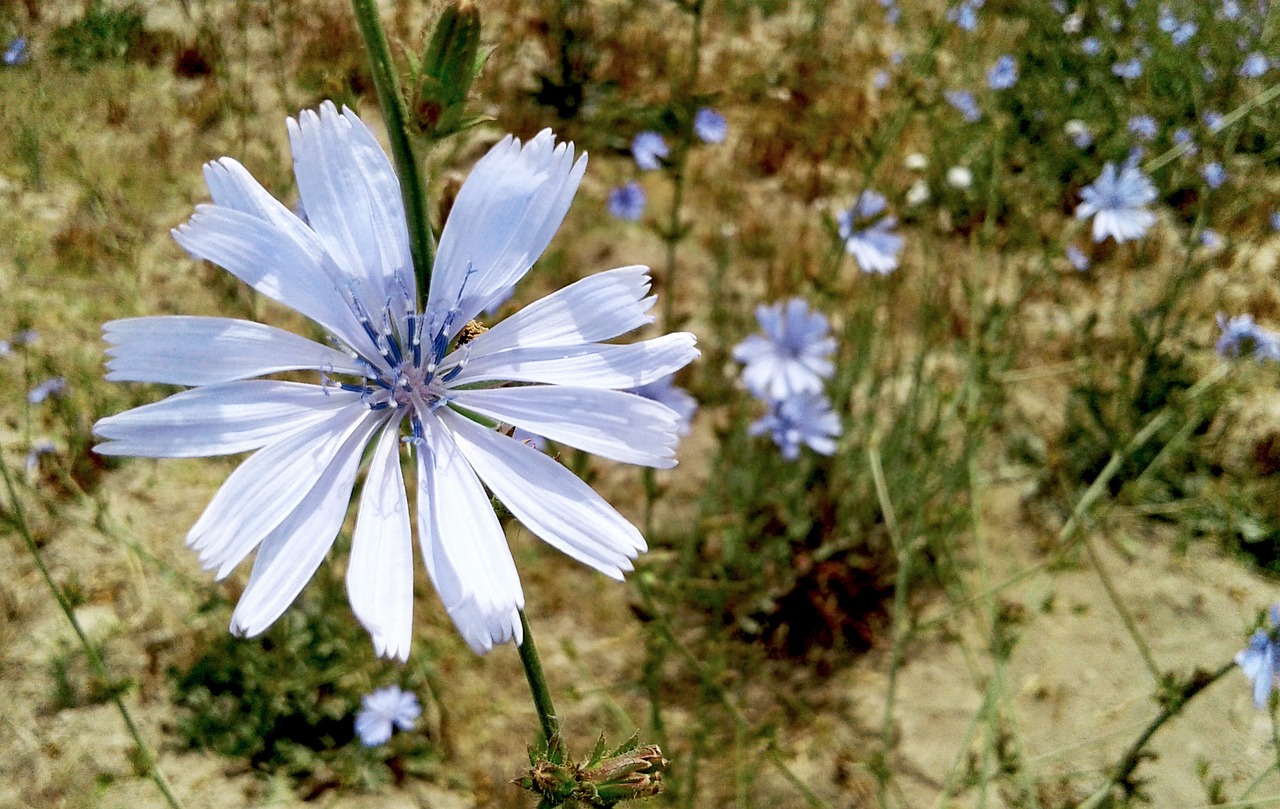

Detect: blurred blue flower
1237,605,1280,708
1173,127,1198,156
1203,111,1225,131
873,69,890,89
631,375,697,437
1075,161,1157,243
1200,229,1222,249
1271,210,1280,232
733,298,836,402
947,0,982,31
1081,36,1102,55
749,392,842,461
944,89,982,123
1202,162,1227,189
693,107,727,144
25,440,56,476
608,181,647,221
1065,244,1091,271
1066,120,1094,149
1128,115,1158,141
3,36,28,67
1216,314,1280,360
1240,52,1270,77
631,131,669,171
1158,8,1177,32
837,190,903,275
1221,0,1241,19
1112,58,1143,79
355,685,421,746
1172,21,1197,45
28,377,66,404
987,55,1018,90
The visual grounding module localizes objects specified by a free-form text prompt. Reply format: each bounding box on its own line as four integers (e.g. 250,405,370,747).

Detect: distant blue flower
3,36,28,67
631,375,697,436
1065,244,1091,271
1200,229,1222,249
749,392,842,461
1112,58,1143,79
1128,115,1158,141
608,181,647,221
1204,111,1225,131
1271,210,1280,232
1202,162,1227,189
355,685,421,746
1158,8,1177,32
733,298,836,402
987,55,1018,90
1216,314,1280,360
631,131,669,171
1222,0,1241,19
1172,21,1197,46
837,190,903,275
1173,127,1198,156
1081,36,1102,55
1237,605,1280,708
944,89,982,123
948,0,981,31
1075,161,1158,243
693,107,727,144
884,4,901,24
25,440,56,476
28,377,66,404
873,69,890,89
1066,120,1094,149
1240,52,1270,77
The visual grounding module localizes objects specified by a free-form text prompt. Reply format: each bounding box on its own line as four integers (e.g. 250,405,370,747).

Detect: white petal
288,103,413,315
416,420,523,655
462,266,656,357
441,410,645,578
104,316,365,385
347,415,414,661
188,407,381,578
451,386,682,467
449,332,699,388
429,130,587,331
229,412,383,638
93,381,362,457
172,206,380,362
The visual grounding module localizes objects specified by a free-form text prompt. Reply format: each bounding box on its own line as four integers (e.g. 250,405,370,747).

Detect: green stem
350,0,436,304
660,0,705,329
0,456,184,809
518,610,565,761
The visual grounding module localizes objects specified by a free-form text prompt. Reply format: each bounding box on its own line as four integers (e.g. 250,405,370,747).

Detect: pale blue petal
93,381,362,457
441,410,645,577
104,317,365,385
448,332,698,388
450,386,682,467
416,420,523,655
228,411,382,637
460,265,656,357
348,415,414,661
429,130,587,332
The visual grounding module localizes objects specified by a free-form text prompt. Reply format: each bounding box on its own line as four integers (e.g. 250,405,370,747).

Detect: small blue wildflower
631,375,697,437
987,55,1018,90
1200,229,1223,249
749,392,842,461
948,0,980,31
1216,314,1280,360
607,181,647,222
1128,115,1158,141
1203,111,1224,131
1237,605,1280,708
1240,52,1270,78
28,377,66,405
873,69,890,89
1081,36,1102,56
944,89,982,123
1158,8,1177,32
885,5,901,24
25,440,56,477
1271,210,1280,232
1075,161,1158,243
733,298,836,402
693,107,727,144
1112,58,1143,80
1065,244,1091,271
1172,21,1196,46
1173,128,1198,156
1066,120,1094,149
631,131,669,171
1202,162,1227,189
837,190,903,275
355,685,421,746
890,50,905,66
3,36,28,67
1222,0,1241,19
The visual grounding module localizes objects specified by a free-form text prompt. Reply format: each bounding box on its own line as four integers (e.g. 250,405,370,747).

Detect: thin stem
660,0,705,329
350,0,435,303
1082,535,1161,681
517,610,565,761
1076,659,1236,809
0,456,184,809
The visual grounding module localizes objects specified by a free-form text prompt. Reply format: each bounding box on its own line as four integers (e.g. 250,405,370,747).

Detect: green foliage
169,575,441,791
49,3,153,72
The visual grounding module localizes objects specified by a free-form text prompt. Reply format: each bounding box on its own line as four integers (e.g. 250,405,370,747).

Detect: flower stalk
350,0,435,303
519,609,567,761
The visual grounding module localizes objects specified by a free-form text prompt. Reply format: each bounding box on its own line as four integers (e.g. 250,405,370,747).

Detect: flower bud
415,1,482,135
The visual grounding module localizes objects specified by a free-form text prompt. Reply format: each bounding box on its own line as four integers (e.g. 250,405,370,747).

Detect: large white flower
93,102,699,659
